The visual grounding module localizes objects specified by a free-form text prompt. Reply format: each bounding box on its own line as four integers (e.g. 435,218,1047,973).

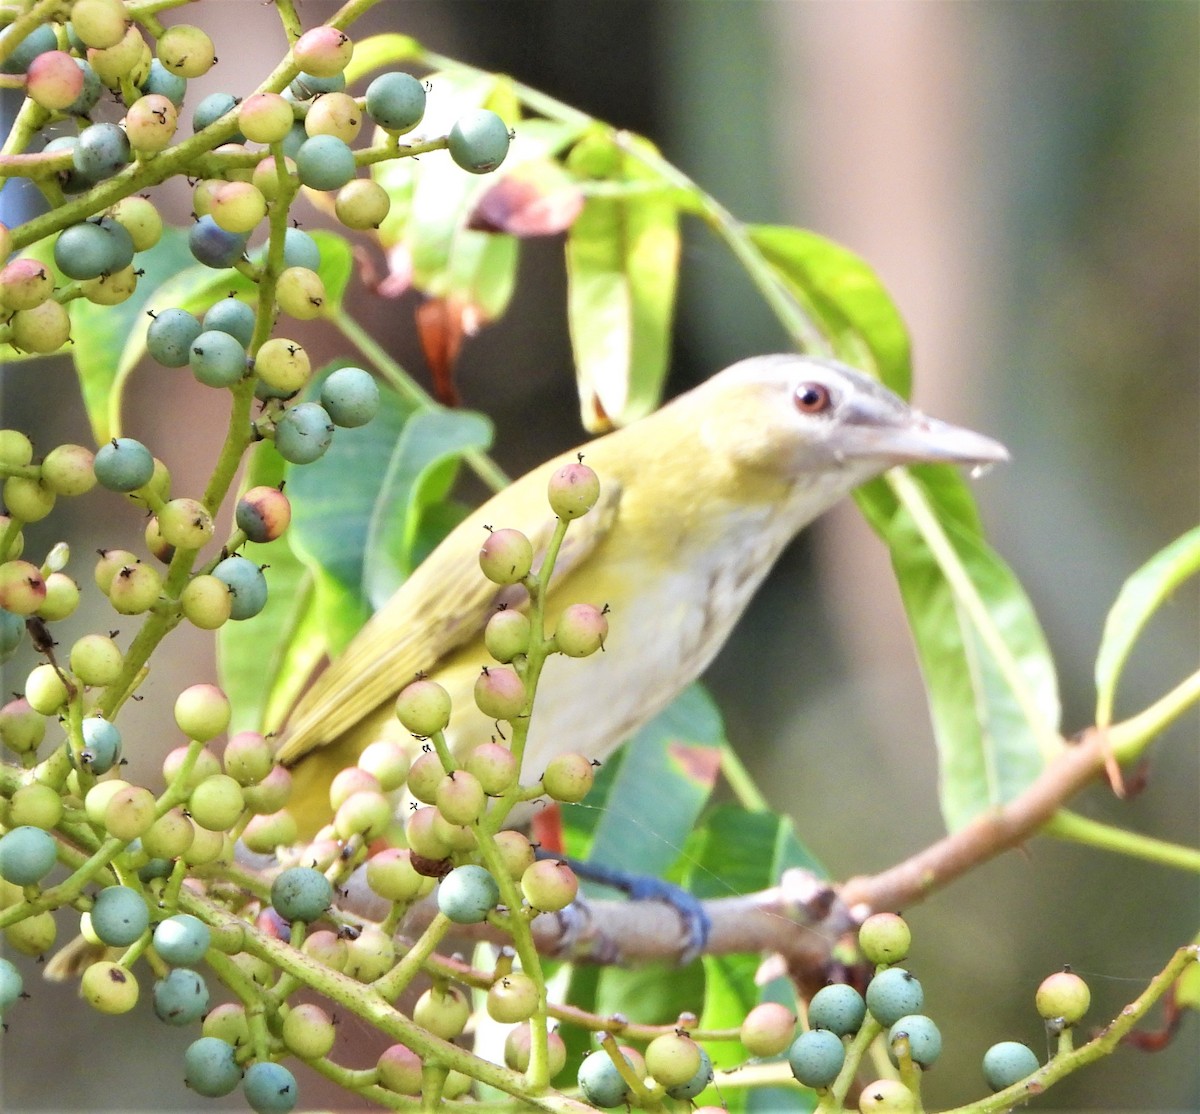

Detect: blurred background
1,1,1196,1110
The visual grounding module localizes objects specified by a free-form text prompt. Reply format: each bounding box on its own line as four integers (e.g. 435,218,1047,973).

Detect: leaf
361,406,493,610
747,223,912,396
565,130,681,430
882,492,1058,830
566,685,725,880
344,32,423,85
1094,525,1200,727
468,159,584,237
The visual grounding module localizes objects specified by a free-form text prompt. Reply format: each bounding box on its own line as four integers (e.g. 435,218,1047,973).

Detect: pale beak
866,412,1010,467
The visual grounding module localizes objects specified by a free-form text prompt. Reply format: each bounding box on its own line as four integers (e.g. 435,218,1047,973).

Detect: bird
274,353,1007,838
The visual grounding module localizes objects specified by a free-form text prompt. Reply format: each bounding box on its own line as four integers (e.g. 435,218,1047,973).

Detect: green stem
327,304,509,494
887,468,1064,761
1108,667,1200,762
940,944,1198,1114
1045,810,1200,873
719,745,770,812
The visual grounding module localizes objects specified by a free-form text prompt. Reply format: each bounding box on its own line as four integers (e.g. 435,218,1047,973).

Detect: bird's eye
794,381,833,415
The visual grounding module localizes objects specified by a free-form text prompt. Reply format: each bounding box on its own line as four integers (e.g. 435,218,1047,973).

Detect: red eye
794,381,833,414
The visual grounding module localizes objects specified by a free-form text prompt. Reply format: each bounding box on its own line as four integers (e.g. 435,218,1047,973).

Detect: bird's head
690,354,1008,488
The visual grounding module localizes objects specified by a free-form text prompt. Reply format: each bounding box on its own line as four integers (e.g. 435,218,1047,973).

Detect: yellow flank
277,355,1007,838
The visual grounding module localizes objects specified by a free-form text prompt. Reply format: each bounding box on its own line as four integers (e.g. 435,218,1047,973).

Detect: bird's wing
274,476,623,766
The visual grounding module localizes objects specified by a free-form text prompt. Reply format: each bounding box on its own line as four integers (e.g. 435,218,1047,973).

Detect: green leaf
570,685,724,880
594,962,705,1028
344,32,423,85
881,489,1058,830
565,130,681,429
747,223,911,396
1094,525,1200,727
362,407,493,609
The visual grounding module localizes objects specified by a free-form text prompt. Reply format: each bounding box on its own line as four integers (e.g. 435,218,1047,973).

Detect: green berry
174,683,231,741
211,555,268,619
520,858,578,912
271,865,333,923
554,602,608,657
291,26,352,78
474,665,526,720
156,24,215,79
188,774,245,831
255,337,311,394
479,527,533,585
547,460,600,519
437,864,499,924
335,178,390,229
448,108,511,174
645,1032,702,1088
859,1079,918,1113
81,961,139,1014
395,678,452,735
413,984,470,1039
93,437,154,492
887,1014,942,1069
859,912,911,964
866,967,924,1028
542,752,595,803
1035,969,1090,1025
788,1028,845,1090
809,983,867,1037
282,1002,336,1060
320,366,379,427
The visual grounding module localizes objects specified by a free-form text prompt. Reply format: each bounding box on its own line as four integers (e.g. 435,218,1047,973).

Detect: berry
304,91,361,143
335,178,390,229
154,967,210,1026
124,93,178,152
0,257,53,311
542,752,595,803
554,602,608,657
108,561,162,614
448,109,511,174
71,0,128,50
282,1002,336,1060
377,1044,422,1095
859,1079,918,1113
238,92,295,144
93,437,154,492
9,301,71,353
548,460,600,519
189,216,248,269
577,1050,634,1109
0,24,56,74
153,914,211,966
241,810,297,853
645,1032,702,1088
487,971,539,1024
273,403,333,464
103,785,157,840
255,337,311,394
271,866,333,923
665,1045,713,1101
73,122,131,181
0,697,43,753
275,266,326,320
435,769,486,825
26,51,85,111
41,443,96,495
356,739,410,791
295,135,356,191
192,91,242,135
87,24,150,89
982,1040,1040,1091
887,1014,942,1069
292,27,353,78
158,497,216,549
788,1028,845,1090
203,297,256,346
69,633,123,686
1035,969,1090,1025
243,1062,298,1114
189,774,245,830
90,885,149,946
505,1023,567,1076
141,58,186,106
0,610,23,664
859,912,911,965
809,983,867,1037
0,560,46,615
520,858,578,912
479,528,533,585
413,984,470,1039
54,221,122,281
484,607,531,663
37,572,80,621
141,808,194,859
282,227,321,270
211,555,268,619
0,825,57,885
464,741,518,795
437,864,500,924
333,789,390,839
24,663,70,715
147,307,203,367
181,573,233,629
81,961,139,1014
365,72,425,133
365,848,430,903
156,24,215,79
288,71,345,100
866,968,924,1028
0,955,23,1015
9,782,63,829
3,474,55,520
65,57,103,115
184,1036,242,1098
320,366,379,427
209,181,267,234
190,329,248,388
474,665,526,720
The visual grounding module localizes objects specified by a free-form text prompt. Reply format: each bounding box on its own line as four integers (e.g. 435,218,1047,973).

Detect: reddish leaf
468,162,584,237
415,296,483,406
